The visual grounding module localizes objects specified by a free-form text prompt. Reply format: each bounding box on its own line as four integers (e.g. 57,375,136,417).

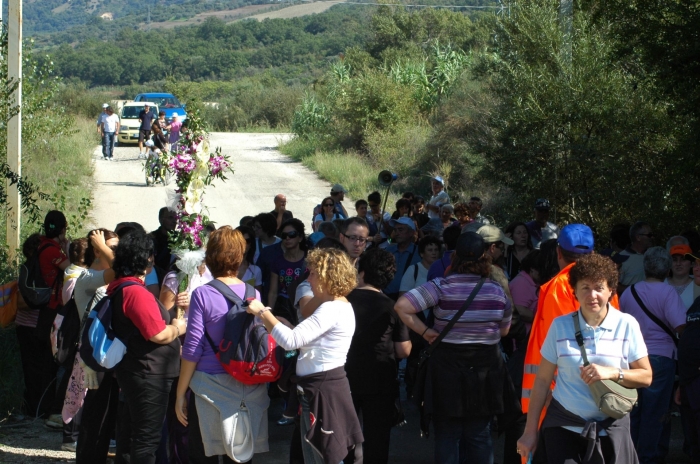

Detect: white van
118,102,159,145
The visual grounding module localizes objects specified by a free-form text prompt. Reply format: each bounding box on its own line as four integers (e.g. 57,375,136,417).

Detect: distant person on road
270,194,293,230
138,103,155,159
100,106,119,161
97,103,108,158
151,120,168,152
166,114,182,152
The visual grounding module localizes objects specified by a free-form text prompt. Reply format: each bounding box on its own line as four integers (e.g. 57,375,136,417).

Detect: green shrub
333,70,420,149
363,123,431,176
54,82,115,120
292,93,331,139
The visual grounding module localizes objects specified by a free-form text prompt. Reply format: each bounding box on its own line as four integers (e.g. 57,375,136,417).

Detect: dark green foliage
45,7,373,86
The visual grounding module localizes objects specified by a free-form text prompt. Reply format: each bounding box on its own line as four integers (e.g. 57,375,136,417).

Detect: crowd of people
13,175,700,464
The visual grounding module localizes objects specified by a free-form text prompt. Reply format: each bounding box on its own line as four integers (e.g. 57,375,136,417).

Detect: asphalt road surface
89,132,354,232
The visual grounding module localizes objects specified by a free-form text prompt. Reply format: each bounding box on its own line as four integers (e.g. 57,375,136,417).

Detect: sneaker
107,439,117,458
138,152,146,159
277,415,295,426
61,441,77,452
45,414,63,429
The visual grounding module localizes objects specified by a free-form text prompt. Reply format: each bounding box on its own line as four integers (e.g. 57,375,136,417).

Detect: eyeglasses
323,203,334,207
280,231,299,240
342,233,368,244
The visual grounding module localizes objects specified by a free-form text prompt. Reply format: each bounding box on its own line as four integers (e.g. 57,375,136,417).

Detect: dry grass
140,4,274,30
241,0,346,21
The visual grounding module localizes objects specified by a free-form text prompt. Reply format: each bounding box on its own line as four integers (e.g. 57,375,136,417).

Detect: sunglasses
323,203,334,207
280,231,300,240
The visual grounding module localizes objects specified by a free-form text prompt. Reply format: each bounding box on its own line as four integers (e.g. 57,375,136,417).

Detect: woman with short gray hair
619,246,687,464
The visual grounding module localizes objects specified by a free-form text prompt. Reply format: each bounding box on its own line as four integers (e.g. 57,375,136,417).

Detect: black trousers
188,396,253,464
543,426,614,463
116,371,173,464
344,393,396,464
15,325,57,418
76,373,119,464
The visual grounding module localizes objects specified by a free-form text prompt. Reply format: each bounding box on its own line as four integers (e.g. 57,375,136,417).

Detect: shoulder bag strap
424,278,485,357
572,310,591,366
402,244,418,278
630,284,678,346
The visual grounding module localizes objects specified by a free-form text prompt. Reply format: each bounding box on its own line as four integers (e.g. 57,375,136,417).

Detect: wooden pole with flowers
163,106,232,318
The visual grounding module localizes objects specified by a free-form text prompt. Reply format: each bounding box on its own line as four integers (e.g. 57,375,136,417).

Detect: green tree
461,0,690,237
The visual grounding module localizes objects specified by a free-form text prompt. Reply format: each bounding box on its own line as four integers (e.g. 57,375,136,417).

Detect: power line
322,1,500,8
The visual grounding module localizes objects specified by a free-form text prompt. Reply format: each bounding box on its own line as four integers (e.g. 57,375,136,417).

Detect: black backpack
18,243,60,309
55,294,81,365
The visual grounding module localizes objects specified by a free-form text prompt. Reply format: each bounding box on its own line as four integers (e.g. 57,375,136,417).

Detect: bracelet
258,307,270,318
174,324,181,337
421,327,429,337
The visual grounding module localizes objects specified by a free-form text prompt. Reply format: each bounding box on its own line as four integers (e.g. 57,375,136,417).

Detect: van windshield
121,106,157,119
137,96,182,108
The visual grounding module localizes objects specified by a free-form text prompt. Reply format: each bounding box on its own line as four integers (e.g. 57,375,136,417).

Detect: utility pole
7,0,22,261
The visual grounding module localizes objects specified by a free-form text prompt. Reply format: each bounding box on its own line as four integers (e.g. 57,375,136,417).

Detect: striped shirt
404,273,511,345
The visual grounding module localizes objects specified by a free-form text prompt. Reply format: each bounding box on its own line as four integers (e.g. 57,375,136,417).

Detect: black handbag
410,278,485,408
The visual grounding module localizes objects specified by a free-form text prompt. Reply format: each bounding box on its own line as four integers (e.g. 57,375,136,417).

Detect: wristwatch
617,368,624,383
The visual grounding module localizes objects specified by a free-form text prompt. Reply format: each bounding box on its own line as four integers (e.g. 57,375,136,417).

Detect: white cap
102,103,109,108
145,140,154,147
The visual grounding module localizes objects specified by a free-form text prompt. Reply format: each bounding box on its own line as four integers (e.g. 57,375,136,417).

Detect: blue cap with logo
558,224,594,254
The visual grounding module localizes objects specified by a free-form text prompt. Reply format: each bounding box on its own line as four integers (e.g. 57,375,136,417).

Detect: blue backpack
79,281,139,372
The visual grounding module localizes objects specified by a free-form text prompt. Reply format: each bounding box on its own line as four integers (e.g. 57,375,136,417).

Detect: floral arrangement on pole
166,107,233,317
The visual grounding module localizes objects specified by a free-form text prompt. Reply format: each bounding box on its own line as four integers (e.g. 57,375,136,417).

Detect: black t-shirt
138,110,155,130
679,297,700,384
269,210,294,224
345,288,410,396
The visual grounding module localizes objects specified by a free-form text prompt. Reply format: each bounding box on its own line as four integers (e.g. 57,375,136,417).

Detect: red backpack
203,280,285,384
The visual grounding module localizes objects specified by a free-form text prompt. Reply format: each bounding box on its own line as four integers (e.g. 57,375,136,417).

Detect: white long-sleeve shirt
271,300,355,377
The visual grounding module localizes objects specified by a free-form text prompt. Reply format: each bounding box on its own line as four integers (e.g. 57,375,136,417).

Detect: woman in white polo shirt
517,253,652,463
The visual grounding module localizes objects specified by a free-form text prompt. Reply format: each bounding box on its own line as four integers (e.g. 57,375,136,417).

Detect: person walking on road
100,106,119,161
138,103,155,159
97,103,108,158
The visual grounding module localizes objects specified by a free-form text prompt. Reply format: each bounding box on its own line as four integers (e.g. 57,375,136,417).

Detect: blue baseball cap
390,217,416,231
558,224,594,254
432,176,445,185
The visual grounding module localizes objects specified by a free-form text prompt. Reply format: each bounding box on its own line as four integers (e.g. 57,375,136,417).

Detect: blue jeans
433,415,493,464
103,132,116,159
630,354,676,464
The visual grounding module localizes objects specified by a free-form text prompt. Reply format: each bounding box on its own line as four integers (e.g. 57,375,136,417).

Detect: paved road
89,132,354,231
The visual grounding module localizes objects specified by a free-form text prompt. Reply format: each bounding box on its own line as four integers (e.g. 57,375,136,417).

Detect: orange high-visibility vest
521,263,619,413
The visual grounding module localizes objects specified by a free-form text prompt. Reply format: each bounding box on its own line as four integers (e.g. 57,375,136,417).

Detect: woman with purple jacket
175,226,269,464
